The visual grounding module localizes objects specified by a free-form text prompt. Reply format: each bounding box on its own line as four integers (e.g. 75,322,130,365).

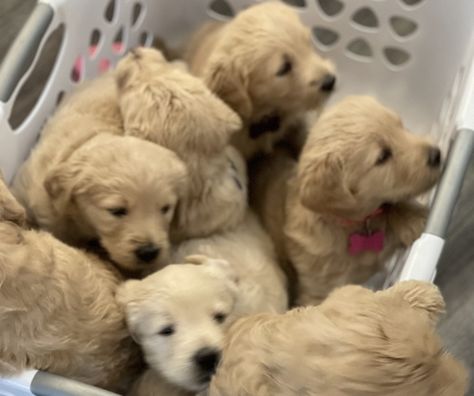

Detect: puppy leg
0,171,26,226
388,201,428,247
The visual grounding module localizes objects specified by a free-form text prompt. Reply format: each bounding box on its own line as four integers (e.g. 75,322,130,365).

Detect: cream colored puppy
210,281,468,396
14,134,187,273
252,96,442,305
0,221,142,393
115,48,248,241
118,257,239,395
172,211,288,320
0,170,26,225
185,1,336,159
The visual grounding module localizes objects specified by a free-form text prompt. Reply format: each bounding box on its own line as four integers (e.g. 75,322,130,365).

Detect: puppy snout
427,147,441,168
134,244,160,263
320,74,336,92
193,347,221,375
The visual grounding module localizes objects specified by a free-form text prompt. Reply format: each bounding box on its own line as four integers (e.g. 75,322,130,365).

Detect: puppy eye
276,56,292,76
375,147,392,166
213,312,227,324
108,207,128,217
158,325,175,336
161,205,171,215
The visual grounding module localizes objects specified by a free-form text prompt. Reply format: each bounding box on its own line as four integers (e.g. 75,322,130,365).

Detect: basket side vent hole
208,0,234,18
317,0,344,17
384,47,410,66
352,7,378,29
282,0,307,7
346,38,373,59
390,16,417,37
313,27,339,47
105,0,116,22
132,2,143,26
400,0,424,7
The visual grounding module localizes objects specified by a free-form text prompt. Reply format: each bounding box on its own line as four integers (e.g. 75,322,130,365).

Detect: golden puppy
184,1,336,159
118,256,239,396
13,133,187,273
0,170,26,226
115,47,248,240
172,211,288,320
210,281,468,396
0,221,142,393
252,96,442,305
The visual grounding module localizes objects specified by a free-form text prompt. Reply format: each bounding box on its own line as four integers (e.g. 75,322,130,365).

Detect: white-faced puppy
210,281,468,396
14,134,187,273
252,96,442,306
115,48,248,240
172,211,288,320
0,221,142,393
118,257,239,395
184,1,336,159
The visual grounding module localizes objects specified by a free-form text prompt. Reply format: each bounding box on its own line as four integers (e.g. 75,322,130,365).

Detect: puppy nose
427,147,441,168
320,74,336,92
193,347,221,374
134,244,160,263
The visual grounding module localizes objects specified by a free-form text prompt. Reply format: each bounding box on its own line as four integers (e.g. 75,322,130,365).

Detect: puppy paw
388,201,428,247
184,254,213,265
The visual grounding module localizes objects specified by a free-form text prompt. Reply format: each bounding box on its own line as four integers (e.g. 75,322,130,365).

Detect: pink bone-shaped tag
348,231,385,255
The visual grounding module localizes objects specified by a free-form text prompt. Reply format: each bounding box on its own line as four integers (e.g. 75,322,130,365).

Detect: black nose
320,74,336,92
134,244,160,263
427,147,441,168
193,348,221,374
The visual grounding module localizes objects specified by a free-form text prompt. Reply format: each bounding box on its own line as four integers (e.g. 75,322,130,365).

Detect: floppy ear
297,153,356,215
44,159,85,215
204,57,253,122
116,280,144,343
389,281,445,324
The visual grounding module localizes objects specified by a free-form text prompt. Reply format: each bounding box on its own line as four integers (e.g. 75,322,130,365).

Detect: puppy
210,281,468,396
184,1,336,159
13,133,187,273
0,215,142,391
117,257,239,395
0,170,26,225
115,47,248,240
252,96,442,305
172,211,288,320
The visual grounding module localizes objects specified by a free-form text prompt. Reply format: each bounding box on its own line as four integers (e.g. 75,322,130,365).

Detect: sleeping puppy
252,96,442,305
184,1,336,159
114,48,248,240
0,170,26,225
209,281,468,396
13,134,187,274
117,257,239,396
0,193,142,392
172,211,288,320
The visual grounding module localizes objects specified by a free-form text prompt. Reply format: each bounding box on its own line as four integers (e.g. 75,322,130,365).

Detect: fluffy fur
14,133,187,273
252,96,442,305
185,1,336,159
0,170,26,226
210,281,468,396
118,257,239,395
114,47,248,240
0,221,142,392
172,211,288,320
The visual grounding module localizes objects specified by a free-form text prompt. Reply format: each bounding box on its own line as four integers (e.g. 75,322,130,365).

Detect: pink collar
334,206,386,228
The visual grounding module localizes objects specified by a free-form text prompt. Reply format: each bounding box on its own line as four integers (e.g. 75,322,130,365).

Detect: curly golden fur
252,96,442,305
0,219,142,392
0,171,26,226
210,281,468,396
114,47,248,240
185,2,336,159
14,133,187,273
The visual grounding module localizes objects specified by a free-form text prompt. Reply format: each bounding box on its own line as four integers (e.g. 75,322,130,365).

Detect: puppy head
204,2,335,122
44,134,188,272
115,47,242,156
0,171,26,226
117,257,238,392
297,96,442,219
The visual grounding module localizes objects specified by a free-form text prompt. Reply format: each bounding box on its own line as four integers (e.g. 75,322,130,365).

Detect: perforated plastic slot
208,0,234,18
317,0,344,17
313,27,339,47
346,38,373,60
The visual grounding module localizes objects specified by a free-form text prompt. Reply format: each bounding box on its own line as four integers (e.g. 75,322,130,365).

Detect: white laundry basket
0,0,473,394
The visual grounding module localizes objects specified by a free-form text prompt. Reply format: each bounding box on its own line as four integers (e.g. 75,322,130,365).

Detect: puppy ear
388,281,445,324
44,159,85,215
0,172,26,226
298,153,356,215
116,280,143,343
204,58,253,122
